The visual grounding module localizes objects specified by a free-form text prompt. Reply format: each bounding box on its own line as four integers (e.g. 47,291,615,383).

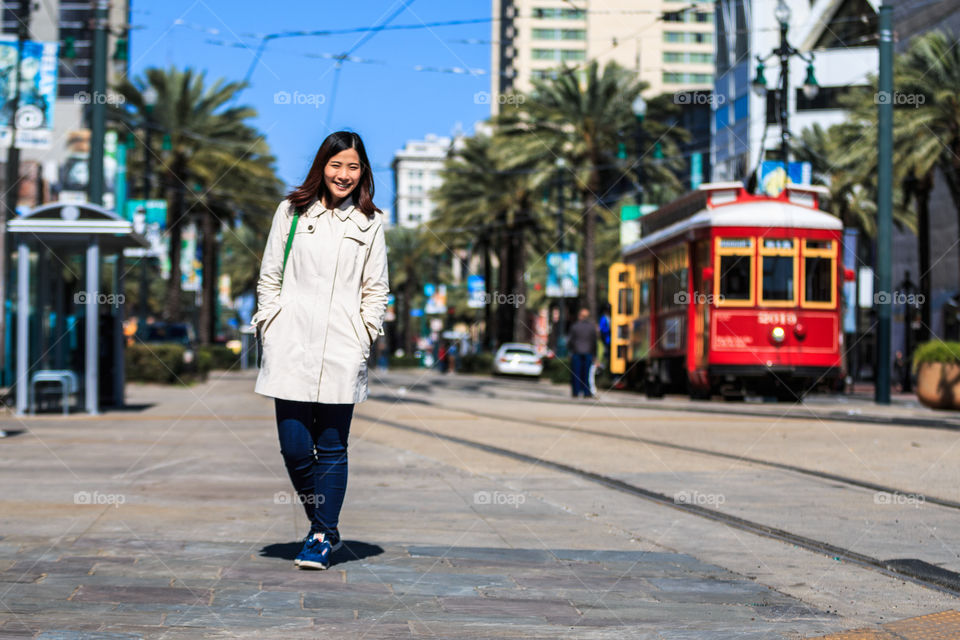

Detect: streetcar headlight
771,326,786,343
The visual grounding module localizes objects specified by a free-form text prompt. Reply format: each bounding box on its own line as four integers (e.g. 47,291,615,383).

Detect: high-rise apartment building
391,134,452,228
490,0,714,112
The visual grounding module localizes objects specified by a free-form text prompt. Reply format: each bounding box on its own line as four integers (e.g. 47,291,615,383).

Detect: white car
492,343,543,377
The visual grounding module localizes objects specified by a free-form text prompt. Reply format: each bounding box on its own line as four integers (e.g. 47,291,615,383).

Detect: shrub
388,355,422,369
912,341,960,372
459,352,494,373
126,343,204,384
200,345,240,371
542,356,570,384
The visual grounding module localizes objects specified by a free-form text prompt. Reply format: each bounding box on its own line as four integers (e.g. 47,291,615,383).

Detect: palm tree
430,132,554,345
795,122,915,237
498,60,686,318
889,30,960,338
385,227,434,354
113,67,275,332
189,149,282,342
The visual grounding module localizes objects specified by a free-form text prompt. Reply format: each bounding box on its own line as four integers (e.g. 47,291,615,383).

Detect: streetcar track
372,392,960,512
418,375,960,431
360,410,960,598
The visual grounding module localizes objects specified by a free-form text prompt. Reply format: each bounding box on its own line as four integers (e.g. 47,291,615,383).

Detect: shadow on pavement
259,540,384,564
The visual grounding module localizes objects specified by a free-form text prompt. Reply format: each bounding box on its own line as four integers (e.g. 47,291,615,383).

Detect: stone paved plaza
0,369,957,638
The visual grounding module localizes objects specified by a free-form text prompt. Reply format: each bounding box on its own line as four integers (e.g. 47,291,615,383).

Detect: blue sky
129,0,493,215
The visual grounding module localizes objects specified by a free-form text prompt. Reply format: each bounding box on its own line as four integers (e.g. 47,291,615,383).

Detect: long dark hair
287,131,380,216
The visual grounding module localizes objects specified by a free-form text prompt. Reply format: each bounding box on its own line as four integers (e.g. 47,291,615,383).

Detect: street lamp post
632,96,647,206
138,87,158,329
752,0,819,164
555,157,568,358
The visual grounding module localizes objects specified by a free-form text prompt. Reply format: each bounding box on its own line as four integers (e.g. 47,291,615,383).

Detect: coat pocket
343,301,371,358
259,303,284,343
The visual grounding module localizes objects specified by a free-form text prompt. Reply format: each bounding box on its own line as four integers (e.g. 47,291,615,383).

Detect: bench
30,370,80,415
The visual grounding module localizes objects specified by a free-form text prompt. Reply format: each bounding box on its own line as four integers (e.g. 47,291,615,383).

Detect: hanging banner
467,275,486,308
0,40,59,149
180,222,202,292
546,251,579,298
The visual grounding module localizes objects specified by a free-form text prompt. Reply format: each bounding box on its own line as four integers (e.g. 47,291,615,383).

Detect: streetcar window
639,281,650,314
805,256,832,303
806,240,831,251
762,256,795,301
763,238,793,250
718,255,751,300
658,269,688,311
618,288,634,315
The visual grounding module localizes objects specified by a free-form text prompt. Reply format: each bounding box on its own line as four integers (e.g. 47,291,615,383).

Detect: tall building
711,0,877,182
1,0,130,206
490,0,714,113
391,134,452,228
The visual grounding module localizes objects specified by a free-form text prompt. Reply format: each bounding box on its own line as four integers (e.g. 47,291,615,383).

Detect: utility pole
88,0,109,204
875,0,893,404
1,0,33,386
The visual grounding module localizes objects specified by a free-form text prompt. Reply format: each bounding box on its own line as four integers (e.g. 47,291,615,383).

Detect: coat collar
303,195,375,231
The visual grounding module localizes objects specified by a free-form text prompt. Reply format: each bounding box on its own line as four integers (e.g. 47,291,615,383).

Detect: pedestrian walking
567,308,597,398
598,303,611,371
251,131,389,570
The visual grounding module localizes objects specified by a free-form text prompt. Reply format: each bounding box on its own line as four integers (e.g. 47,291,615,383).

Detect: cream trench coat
251,196,389,403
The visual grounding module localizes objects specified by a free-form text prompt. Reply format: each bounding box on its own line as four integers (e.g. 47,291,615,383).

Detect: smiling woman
251,130,390,571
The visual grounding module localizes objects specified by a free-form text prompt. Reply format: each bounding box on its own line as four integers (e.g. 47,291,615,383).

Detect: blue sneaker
296,531,342,570
293,533,315,568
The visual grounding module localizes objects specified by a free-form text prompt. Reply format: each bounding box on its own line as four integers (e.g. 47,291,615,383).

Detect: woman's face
323,147,362,204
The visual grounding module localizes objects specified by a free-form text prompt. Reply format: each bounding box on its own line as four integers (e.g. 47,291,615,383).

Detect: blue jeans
275,399,354,537
571,353,593,397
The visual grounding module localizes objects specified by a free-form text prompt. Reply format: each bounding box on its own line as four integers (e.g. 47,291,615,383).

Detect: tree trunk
483,239,494,351
403,280,415,354
512,227,527,341
497,229,513,345
163,179,186,323
198,208,217,344
915,175,932,342
583,191,598,320
941,161,960,313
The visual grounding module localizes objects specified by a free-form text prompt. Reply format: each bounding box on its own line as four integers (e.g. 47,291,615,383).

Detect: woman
251,131,389,570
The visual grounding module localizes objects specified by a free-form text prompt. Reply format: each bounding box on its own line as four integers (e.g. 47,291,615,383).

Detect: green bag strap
280,209,300,289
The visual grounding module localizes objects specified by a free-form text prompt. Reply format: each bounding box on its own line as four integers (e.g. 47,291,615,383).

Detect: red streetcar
608,182,852,399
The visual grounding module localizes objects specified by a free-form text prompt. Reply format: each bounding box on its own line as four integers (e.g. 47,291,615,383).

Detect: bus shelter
9,202,149,415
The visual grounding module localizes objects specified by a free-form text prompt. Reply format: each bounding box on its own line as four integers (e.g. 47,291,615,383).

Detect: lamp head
142,86,159,109
751,59,768,97
802,61,819,100
774,0,791,27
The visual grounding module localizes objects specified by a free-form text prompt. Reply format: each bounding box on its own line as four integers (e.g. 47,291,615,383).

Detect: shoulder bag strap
279,209,300,291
